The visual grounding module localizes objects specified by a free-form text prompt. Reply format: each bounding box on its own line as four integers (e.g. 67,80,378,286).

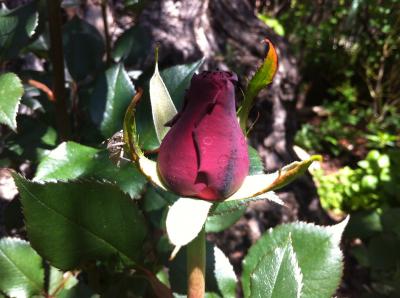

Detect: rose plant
120,44,349,297
0,2,349,297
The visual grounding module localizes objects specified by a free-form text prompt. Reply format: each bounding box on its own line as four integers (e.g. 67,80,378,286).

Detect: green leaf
206,201,246,233
4,116,57,162
48,267,98,298
149,56,177,142
0,237,44,298
242,218,349,298
13,174,147,270
245,236,302,298
112,25,150,65
0,72,23,131
91,63,135,138
211,244,237,298
248,146,264,175
33,141,146,199
381,208,400,237
367,233,400,270
238,39,278,132
169,242,237,298
160,60,203,110
63,16,105,82
0,2,38,62
345,210,382,239
257,14,285,36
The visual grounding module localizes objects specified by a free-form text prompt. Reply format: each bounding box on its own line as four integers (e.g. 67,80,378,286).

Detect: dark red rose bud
157,71,249,201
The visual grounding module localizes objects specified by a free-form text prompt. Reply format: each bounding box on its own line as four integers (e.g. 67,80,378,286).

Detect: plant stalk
47,0,70,141
187,227,206,298
101,0,112,65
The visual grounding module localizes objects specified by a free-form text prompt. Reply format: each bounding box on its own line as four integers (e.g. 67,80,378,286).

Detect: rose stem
47,0,71,141
187,227,206,298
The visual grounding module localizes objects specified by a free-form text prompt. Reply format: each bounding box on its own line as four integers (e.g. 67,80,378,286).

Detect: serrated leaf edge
248,235,303,298
12,173,139,265
0,237,44,294
0,72,23,131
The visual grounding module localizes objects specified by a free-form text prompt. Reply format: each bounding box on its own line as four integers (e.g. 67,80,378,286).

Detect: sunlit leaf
48,267,98,297
0,72,23,131
242,217,349,298
149,55,177,142
13,174,147,270
34,141,147,199
123,89,168,191
166,197,213,247
238,39,278,131
244,236,302,298
0,237,44,298
226,155,321,202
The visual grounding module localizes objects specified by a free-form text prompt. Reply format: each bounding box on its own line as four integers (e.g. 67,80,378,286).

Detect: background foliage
257,1,399,296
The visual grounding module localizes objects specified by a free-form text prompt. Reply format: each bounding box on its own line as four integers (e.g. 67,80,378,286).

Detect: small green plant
295,91,400,156
314,149,400,296
314,150,399,214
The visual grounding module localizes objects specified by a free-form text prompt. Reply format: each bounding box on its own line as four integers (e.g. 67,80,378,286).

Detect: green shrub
315,149,399,214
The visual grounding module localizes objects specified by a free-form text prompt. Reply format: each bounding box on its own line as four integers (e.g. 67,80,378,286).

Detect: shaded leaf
137,267,173,298
160,59,203,110
112,25,150,65
238,39,278,131
63,16,105,81
345,210,382,239
13,174,147,270
367,233,400,270
242,218,348,298
0,72,23,131
381,208,400,237
4,116,57,162
0,237,44,298
207,192,282,233
91,63,135,138
34,141,146,199
0,2,38,62
206,201,246,233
